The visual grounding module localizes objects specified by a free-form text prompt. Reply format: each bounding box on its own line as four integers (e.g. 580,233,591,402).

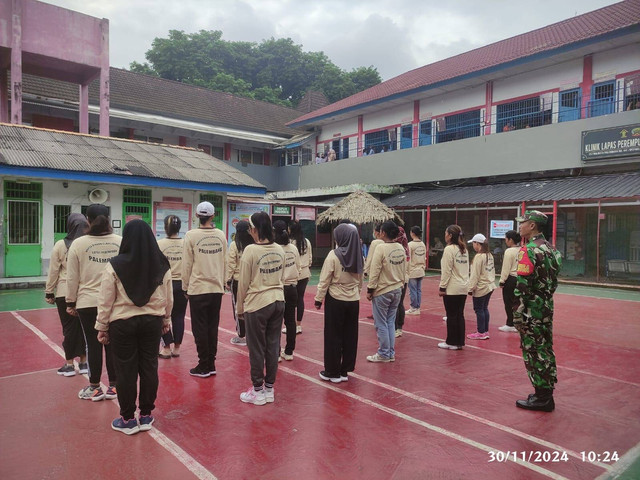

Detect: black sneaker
78,362,88,374
319,371,342,383
189,366,211,378
57,364,76,377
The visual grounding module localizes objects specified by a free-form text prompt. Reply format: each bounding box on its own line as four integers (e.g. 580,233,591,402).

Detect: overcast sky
47,0,620,81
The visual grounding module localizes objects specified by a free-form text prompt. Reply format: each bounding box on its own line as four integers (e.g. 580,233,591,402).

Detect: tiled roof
22,68,304,137
290,0,640,126
0,124,265,190
383,172,640,208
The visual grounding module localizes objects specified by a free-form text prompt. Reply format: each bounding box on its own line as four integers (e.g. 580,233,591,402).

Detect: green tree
131,30,381,107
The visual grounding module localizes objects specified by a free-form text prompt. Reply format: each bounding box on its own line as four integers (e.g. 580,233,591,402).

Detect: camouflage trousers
515,315,557,390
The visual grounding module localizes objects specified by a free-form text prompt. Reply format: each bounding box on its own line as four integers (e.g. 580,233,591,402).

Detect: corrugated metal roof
384,173,640,208
290,0,640,126
0,124,265,190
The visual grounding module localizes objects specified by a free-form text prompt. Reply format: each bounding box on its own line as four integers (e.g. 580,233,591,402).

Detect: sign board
153,202,192,239
272,205,292,216
490,220,514,239
295,207,316,221
227,202,270,242
581,124,640,161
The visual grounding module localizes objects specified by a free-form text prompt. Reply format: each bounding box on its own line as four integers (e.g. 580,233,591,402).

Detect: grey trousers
244,301,285,388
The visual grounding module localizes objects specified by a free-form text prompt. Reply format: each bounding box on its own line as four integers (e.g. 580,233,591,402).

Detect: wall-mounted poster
227,202,270,242
295,207,316,221
153,202,192,239
490,220,514,239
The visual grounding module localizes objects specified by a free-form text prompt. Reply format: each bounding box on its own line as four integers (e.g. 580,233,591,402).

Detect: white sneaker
443,316,447,322
230,336,247,345
437,342,462,350
282,326,287,334
406,308,420,316
499,325,518,332
395,329,403,338
280,349,294,361
240,386,266,406
366,353,391,363
296,325,302,334
264,387,274,403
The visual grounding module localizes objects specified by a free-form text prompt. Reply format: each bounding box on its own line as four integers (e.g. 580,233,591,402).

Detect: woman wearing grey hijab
45,213,89,376
314,224,363,382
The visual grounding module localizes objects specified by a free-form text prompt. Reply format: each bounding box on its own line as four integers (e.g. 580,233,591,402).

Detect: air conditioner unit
88,188,109,204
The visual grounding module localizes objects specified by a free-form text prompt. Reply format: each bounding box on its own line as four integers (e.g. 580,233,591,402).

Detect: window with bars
590,81,616,117
419,120,432,146
123,188,151,204
123,188,151,225
400,125,412,149
437,109,481,143
54,205,71,234
364,130,390,154
496,98,546,132
8,200,40,244
200,193,224,230
4,181,42,199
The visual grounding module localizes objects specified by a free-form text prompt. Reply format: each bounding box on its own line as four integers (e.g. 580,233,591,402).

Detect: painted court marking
8,311,217,480
217,325,610,471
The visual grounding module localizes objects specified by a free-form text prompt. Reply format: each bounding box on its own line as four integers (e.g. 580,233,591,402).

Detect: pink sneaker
467,332,489,340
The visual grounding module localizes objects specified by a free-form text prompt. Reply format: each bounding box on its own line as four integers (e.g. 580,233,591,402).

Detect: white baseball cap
468,233,487,243
196,201,214,217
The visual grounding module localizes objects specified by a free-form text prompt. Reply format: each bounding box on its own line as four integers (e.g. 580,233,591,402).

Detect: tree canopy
129,30,381,107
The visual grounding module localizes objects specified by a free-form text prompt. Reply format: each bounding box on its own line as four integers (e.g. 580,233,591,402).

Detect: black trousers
324,293,359,377
189,293,223,371
55,297,85,360
110,315,163,420
245,301,285,388
283,284,298,355
502,276,517,327
443,295,467,347
395,284,407,330
295,277,309,323
77,307,116,385
230,280,245,338
162,280,188,346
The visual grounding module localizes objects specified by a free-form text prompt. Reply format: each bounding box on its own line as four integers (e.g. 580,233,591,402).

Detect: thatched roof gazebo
316,190,404,226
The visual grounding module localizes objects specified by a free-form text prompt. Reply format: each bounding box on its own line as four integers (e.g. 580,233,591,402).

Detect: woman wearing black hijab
314,224,363,382
45,213,89,376
96,220,173,435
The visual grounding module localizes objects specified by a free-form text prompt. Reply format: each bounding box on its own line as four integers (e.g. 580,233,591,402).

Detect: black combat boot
516,388,555,412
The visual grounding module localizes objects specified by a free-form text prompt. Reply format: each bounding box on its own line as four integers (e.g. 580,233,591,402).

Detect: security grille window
437,109,481,143
419,120,432,146
301,147,313,165
5,181,42,199
54,205,71,235
364,130,389,154
590,81,616,117
211,146,224,159
7,200,40,244
341,138,349,159
123,188,152,225
123,188,151,204
496,98,548,132
559,89,581,123
252,152,264,165
286,150,299,166
200,193,224,230
400,125,412,149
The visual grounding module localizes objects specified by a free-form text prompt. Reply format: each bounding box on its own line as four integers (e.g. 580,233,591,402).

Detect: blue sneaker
139,415,154,431
111,417,140,435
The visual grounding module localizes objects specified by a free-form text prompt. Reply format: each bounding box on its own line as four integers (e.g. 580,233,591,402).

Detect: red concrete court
1,278,639,480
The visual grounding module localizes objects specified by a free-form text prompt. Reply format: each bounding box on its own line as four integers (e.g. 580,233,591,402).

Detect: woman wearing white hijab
315,223,363,382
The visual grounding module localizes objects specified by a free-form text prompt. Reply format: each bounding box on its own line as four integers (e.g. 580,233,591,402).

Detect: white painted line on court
217,325,610,471
0,367,59,380
215,335,571,480
596,440,640,480
10,311,217,480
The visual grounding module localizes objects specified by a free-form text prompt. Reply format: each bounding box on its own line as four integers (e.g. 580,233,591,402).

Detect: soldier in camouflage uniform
513,210,562,412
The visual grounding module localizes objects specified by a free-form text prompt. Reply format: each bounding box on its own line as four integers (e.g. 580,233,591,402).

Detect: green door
4,181,43,277
200,194,223,230
122,188,152,226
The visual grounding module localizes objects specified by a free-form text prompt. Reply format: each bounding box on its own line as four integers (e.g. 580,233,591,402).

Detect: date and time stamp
488,450,619,464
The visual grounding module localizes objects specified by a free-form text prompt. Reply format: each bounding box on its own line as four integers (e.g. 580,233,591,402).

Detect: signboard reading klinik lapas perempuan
581,124,640,161
490,220,514,239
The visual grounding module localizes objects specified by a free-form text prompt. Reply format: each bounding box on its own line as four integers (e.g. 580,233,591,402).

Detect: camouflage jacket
513,234,562,321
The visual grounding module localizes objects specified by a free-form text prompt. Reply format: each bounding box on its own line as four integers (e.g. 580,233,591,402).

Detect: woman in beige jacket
96,219,172,435
438,225,469,350
466,234,496,340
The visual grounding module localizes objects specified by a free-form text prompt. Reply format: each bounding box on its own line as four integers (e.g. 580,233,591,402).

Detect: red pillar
580,55,593,118
178,136,187,147
11,0,23,125
552,201,558,247
128,128,135,139
263,148,270,166
79,83,89,134
224,143,231,161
